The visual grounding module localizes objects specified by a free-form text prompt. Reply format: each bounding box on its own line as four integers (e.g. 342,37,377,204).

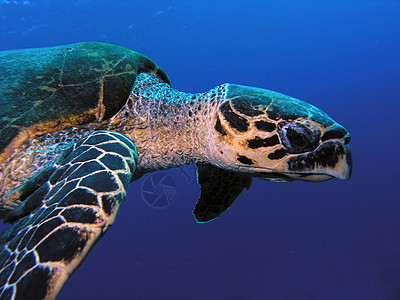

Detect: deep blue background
1,1,400,299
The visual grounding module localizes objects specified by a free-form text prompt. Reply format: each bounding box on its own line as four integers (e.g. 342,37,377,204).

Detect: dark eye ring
277,121,320,153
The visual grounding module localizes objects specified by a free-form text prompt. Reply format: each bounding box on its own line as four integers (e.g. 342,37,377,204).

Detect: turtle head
210,84,352,182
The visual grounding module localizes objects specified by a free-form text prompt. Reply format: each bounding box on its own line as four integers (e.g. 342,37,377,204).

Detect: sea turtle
0,42,352,299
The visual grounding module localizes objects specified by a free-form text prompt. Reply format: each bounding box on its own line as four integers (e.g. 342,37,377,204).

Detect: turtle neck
105,73,226,175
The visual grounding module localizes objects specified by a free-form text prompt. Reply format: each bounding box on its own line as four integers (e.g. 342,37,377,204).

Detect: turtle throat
107,73,225,174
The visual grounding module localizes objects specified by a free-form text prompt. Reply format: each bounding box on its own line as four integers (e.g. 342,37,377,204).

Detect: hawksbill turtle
0,42,352,299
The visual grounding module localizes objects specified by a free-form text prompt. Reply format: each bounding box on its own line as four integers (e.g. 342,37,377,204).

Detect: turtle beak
340,144,353,180
326,144,352,180
285,138,352,182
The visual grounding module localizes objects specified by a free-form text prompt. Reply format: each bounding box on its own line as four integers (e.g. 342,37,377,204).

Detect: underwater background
1,0,399,299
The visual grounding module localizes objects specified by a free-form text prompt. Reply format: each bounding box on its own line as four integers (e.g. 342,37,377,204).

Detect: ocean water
0,1,399,299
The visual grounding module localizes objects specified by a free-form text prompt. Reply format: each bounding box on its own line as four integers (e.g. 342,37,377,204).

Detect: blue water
1,1,400,299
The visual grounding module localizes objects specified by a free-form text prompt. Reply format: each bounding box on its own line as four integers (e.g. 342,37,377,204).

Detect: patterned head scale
211,84,352,182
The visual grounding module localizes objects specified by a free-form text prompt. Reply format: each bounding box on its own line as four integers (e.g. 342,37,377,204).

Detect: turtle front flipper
193,163,253,223
4,145,75,222
0,130,138,300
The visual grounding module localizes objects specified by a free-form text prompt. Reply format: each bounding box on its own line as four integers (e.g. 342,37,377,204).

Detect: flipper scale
0,131,138,300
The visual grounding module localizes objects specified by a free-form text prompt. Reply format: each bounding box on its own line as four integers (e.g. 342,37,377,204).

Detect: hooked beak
330,144,352,180
286,141,352,181
237,141,352,182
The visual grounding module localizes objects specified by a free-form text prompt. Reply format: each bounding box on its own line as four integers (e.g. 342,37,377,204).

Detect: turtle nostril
344,135,351,145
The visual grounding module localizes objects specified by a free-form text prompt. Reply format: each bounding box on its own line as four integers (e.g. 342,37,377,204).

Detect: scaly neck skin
107,73,226,175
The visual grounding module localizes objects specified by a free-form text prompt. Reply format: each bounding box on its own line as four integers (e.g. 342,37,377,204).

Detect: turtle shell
0,42,170,162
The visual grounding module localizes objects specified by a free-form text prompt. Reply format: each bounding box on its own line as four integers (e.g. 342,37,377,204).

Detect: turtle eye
277,121,320,153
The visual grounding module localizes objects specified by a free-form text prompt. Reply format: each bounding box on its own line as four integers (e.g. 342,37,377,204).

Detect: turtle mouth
286,141,352,180
237,141,352,182
238,165,335,182
237,165,289,182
